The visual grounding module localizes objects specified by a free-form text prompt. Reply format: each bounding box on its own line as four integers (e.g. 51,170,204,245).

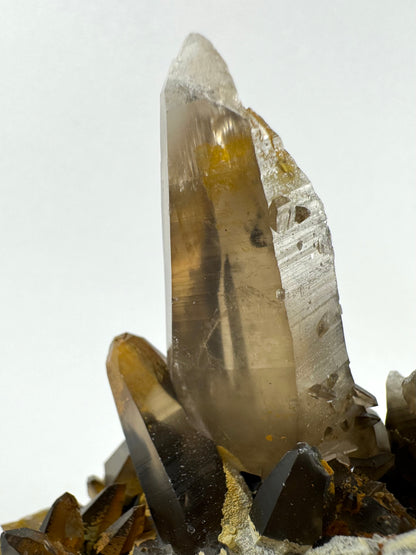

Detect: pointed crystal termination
107,333,226,555
250,443,333,545
104,441,143,504
161,33,384,475
40,493,83,553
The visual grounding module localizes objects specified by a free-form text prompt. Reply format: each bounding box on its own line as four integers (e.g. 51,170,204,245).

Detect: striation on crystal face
161,33,385,476
106,333,226,554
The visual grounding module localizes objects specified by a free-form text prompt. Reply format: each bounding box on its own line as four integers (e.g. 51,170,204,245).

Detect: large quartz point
386,370,416,439
161,33,384,476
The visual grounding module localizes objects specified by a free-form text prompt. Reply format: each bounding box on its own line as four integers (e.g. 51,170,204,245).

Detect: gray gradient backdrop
1,0,415,523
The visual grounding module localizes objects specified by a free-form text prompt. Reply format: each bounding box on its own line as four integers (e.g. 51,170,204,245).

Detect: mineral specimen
384,370,416,515
3,33,416,555
161,33,385,476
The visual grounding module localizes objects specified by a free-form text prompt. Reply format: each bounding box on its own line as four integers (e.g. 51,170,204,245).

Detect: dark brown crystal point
81,484,126,547
384,370,416,513
94,505,145,555
250,443,333,545
39,493,83,553
104,442,143,504
106,333,226,554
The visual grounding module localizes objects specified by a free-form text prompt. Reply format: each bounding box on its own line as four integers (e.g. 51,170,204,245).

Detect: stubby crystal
161,33,386,476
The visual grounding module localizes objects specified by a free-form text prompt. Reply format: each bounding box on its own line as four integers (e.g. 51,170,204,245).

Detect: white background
1,0,415,524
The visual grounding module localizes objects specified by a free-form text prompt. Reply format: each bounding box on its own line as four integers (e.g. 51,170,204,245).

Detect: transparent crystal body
162,33,384,476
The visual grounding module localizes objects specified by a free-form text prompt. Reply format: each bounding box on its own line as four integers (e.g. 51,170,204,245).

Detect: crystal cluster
2,34,416,555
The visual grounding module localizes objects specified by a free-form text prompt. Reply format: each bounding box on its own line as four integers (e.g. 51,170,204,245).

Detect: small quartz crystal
250,443,333,544
93,505,145,555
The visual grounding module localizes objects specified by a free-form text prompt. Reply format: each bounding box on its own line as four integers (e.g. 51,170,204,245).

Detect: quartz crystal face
161,33,384,476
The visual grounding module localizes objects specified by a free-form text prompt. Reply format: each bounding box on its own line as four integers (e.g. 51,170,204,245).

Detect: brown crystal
324,463,416,537
1,529,70,555
104,442,142,504
39,493,83,554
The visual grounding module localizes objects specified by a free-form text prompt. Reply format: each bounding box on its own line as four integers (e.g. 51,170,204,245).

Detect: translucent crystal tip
163,33,242,112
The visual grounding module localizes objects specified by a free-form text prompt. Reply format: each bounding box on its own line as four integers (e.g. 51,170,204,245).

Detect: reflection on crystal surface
162,33,384,476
